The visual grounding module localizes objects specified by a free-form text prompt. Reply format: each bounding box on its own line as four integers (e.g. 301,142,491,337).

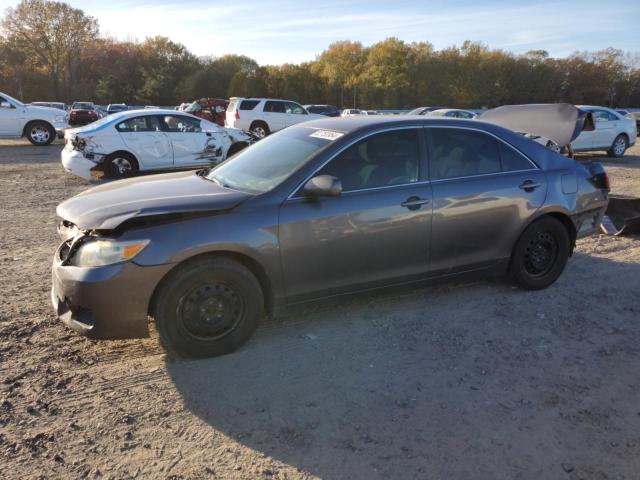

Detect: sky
1,0,639,64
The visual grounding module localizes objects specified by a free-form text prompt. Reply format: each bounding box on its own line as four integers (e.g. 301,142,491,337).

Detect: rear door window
498,142,536,172
160,115,202,133
264,101,286,113
428,128,535,179
428,128,501,180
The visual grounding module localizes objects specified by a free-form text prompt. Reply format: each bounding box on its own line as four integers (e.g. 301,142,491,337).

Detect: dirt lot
1,139,639,479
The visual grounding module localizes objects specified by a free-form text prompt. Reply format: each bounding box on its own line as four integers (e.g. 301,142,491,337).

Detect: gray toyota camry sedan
52,114,609,357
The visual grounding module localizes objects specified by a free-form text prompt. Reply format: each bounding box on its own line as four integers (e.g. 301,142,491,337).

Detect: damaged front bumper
51,242,174,339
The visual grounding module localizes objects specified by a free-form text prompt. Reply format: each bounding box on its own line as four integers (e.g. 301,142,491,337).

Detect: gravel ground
1,139,639,480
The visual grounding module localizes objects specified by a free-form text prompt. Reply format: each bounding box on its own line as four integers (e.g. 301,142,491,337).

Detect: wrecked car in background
52,115,610,358
479,103,596,154
183,98,229,126
61,109,255,180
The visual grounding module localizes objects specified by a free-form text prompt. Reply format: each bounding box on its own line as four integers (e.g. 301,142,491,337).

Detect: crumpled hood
478,103,595,146
57,170,252,230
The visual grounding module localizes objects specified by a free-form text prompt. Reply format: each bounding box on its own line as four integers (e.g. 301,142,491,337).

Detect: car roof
117,108,201,117
230,97,299,102
295,115,484,132
576,105,616,112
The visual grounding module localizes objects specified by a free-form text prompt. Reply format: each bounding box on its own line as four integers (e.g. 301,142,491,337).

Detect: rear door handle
401,196,431,210
519,180,541,192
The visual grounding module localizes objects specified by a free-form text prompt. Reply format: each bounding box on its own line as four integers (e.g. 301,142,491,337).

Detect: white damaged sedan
62,109,255,180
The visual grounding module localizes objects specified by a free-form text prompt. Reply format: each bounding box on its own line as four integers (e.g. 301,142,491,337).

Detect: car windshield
74,103,94,110
408,107,425,115
206,127,336,194
2,92,24,107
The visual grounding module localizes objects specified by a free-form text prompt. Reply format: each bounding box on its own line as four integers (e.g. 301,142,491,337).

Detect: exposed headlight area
64,238,150,267
53,115,65,123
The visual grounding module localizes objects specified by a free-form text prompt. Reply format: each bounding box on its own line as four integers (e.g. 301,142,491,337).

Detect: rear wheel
26,121,55,146
607,134,627,158
250,121,269,138
510,217,570,290
154,257,264,358
106,152,138,178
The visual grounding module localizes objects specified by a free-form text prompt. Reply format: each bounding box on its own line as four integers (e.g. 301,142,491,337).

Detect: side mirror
0,101,13,109
302,175,342,198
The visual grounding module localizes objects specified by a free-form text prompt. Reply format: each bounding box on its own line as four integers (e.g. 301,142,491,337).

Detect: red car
183,98,229,126
68,102,99,126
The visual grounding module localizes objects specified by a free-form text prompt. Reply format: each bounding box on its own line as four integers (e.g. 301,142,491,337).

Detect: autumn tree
1,0,98,98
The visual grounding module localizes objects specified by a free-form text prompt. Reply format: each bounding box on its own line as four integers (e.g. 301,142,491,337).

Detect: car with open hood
52,111,610,358
61,109,255,180
0,91,69,145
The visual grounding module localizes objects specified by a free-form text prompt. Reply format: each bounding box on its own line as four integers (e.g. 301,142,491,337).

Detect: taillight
586,163,610,192
235,111,240,120
64,137,68,145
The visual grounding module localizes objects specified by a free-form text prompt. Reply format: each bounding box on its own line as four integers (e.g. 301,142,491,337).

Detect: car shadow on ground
165,248,640,479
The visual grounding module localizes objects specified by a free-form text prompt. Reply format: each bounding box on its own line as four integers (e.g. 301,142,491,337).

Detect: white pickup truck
0,91,69,145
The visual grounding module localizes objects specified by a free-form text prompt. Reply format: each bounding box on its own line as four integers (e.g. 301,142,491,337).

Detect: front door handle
401,196,430,210
519,180,541,192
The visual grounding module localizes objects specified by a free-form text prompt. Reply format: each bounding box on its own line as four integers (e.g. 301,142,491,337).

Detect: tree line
1,0,639,109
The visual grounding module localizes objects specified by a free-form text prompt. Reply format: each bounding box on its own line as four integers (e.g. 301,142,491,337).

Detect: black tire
25,121,55,146
105,152,138,178
249,121,270,138
607,134,627,158
226,142,248,158
510,216,570,290
154,257,264,358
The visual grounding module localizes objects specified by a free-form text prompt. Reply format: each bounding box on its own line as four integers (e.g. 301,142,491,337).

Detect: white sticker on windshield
309,129,344,141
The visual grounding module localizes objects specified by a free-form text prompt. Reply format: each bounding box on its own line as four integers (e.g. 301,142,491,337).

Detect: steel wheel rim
523,231,558,277
112,157,132,175
178,283,244,340
614,137,626,155
252,126,266,138
30,126,50,144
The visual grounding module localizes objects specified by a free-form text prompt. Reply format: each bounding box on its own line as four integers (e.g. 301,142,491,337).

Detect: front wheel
607,134,627,158
510,217,570,290
26,121,55,146
154,257,264,358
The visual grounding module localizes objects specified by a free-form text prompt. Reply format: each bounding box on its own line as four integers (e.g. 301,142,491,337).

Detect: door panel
426,126,547,273
279,184,432,301
119,132,172,169
279,127,431,301
165,131,216,165
116,115,173,169
430,171,547,273
262,101,287,131
591,110,616,148
159,114,222,165
0,100,24,135
285,102,310,127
